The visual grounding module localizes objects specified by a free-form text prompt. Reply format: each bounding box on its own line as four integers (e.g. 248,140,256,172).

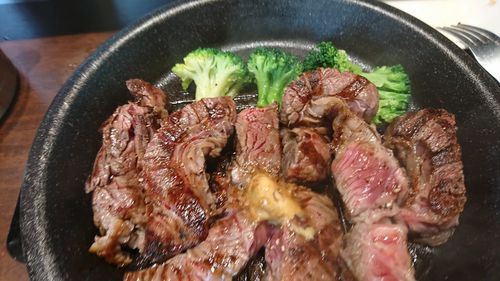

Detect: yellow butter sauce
244,173,315,240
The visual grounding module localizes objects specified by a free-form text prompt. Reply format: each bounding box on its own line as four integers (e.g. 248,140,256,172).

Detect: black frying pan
18,0,500,280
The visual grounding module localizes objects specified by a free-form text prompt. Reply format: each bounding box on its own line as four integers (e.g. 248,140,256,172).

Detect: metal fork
439,24,500,82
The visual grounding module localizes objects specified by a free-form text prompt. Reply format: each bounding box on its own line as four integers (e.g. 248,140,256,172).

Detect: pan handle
6,195,26,263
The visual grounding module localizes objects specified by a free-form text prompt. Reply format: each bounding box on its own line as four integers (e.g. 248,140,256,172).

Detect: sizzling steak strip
230,105,281,188
86,79,167,265
281,127,332,183
139,97,237,265
279,68,378,184
210,105,282,212
384,109,466,245
329,98,409,221
264,189,343,281
280,68,379,127
123,209,272,281
340,220,415,281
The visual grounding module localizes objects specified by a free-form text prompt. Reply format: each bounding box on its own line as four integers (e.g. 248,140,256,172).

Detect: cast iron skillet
19,0,500,280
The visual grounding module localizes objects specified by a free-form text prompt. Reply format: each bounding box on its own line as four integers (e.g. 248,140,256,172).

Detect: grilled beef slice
123,209,273,281
279,68,378,184
281,127,332,183
340,220,415,281
384,109,466,245
230,105,281,188
139,97,237,266
210,105,282,216
264,189,343,281
329,98,409,221
280,68,379,127
86,79,167,265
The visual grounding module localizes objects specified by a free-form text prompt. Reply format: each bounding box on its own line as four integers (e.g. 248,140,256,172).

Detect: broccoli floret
172,48,251,100
247,48,303,107
362,65,410,92
303,42,361,73
368,65,411,125
303,42,411,124
372,90,410,125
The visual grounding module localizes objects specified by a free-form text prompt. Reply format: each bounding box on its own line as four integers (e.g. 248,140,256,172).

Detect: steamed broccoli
247,48,303,107
303,42,361,73
364,65,411,124
172,48,251,100
303,42,411,124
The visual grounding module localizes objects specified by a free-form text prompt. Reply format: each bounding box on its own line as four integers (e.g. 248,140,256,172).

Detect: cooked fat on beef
123,209,273,281
230,105,281,187
329,98,409,221
280,68,379,127
384,109,466,245
281,127,332,183
85,79,168,265
340,220,415,281
139,97,237,266
264,189,343,281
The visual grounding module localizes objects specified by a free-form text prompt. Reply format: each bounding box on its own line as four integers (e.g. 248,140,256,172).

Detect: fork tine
447,26,484,45
440,27,477,47
452,24,491,43
457,23,500,43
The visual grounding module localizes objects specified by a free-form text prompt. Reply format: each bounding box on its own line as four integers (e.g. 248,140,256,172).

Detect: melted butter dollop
245,173,315,240
290,223,316,241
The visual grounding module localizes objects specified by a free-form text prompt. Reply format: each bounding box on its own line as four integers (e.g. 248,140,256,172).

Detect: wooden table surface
0,32,112,281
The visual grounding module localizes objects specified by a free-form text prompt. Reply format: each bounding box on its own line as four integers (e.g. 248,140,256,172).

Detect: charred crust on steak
384,108,466,245
86,79,167,266
280,68,379,127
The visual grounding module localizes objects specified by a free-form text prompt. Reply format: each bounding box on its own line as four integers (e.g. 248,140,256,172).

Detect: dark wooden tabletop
0,32,112,281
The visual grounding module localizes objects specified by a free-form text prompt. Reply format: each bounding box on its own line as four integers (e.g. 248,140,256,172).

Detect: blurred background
0,0,171,40
0,0,498,41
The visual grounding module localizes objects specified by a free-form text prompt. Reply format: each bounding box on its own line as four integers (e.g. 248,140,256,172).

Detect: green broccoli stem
268,81,286,105
255,72,271,107
257,70,297,107
270,72,295,105
193,67,213,99
195,67,238,99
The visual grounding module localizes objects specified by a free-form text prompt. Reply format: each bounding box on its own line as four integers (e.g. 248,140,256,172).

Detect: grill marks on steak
281,127,332,183
231,105,281,188
384,109,466,245
279,68,378,184
86,79,167,265
139,97,237,266
340,220,415,281
89,74,466,280
330,98,409,221
264,189,343,281
280,68,379,127
123,209,273,281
